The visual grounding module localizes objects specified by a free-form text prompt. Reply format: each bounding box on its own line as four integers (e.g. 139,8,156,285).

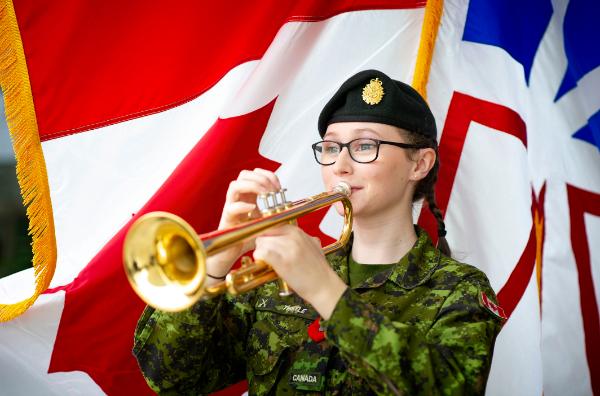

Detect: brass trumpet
123,182,352,312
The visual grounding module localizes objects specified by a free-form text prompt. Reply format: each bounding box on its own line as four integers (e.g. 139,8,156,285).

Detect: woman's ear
411,148,436,181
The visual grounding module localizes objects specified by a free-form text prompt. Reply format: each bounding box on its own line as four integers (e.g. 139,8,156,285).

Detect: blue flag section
574,109,600,150
562,0,600,150
463,0,600,151
462,0,553,85
556,0,600,101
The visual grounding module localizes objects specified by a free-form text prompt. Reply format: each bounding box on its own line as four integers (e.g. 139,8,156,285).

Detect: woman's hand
206,168,282,280
253,224,348,319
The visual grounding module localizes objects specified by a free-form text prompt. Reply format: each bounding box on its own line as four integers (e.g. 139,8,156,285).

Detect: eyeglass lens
313,139,379,165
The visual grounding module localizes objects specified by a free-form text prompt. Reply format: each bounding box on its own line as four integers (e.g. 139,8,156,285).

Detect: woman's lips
331,183,362,194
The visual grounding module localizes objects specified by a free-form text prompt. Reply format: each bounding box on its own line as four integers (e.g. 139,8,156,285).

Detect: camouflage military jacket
133,228,504,395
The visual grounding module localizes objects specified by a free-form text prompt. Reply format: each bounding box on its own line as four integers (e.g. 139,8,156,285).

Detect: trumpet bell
124,182,352,312
123,211,207,311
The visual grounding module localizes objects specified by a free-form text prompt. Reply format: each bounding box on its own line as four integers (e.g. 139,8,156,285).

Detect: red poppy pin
308,318,325,342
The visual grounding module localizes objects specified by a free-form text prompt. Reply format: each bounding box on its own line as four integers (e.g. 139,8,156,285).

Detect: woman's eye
325,146,340,154
356,144,375,151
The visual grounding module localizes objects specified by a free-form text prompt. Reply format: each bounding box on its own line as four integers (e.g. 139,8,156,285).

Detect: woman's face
320,122,421,219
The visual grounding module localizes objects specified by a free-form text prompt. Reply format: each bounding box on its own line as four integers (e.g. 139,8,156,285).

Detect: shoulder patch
479,291,507,321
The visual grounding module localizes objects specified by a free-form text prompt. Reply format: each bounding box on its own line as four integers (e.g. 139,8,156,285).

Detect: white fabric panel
588,214,600,311
486,271,542,396
445,122,531,292
530,2,599,395
541,180,594,396
430,1,600,395
0,292,104,395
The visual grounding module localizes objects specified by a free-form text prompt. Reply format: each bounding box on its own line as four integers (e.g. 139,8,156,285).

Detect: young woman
133,70,504,395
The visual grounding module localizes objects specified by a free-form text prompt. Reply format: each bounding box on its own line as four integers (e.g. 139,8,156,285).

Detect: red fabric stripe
13,0,424,141
418,91,527,245
496,189,537,320
418,91,534,322
566,184,600,395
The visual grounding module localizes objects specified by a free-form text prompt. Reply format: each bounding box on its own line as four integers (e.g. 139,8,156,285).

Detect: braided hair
402,130,451,257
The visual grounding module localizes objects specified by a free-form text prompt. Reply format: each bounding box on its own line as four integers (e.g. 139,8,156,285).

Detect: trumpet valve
259,189,290,215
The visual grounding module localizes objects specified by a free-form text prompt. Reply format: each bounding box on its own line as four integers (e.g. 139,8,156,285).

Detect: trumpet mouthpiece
333,181,351,196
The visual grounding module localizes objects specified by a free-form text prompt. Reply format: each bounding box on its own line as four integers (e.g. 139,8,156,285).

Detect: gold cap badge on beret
362,78,384,105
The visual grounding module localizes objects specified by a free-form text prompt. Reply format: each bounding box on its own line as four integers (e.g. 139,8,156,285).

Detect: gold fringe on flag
0,0,57,322
412,0,444,99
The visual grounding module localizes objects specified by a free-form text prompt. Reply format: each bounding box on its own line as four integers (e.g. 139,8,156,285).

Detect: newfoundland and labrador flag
0,0,599,395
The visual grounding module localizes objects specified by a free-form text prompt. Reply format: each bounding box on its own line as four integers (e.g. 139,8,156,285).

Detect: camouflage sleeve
322,274,503,395
132,292,255,395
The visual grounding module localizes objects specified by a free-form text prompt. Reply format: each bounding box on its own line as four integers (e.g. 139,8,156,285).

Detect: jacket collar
327,226,441,290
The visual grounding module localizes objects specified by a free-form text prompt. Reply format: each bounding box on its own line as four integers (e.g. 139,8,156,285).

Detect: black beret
318,69,437,140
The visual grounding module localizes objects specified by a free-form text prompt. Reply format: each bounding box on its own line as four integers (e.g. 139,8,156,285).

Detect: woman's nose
332,147,353,175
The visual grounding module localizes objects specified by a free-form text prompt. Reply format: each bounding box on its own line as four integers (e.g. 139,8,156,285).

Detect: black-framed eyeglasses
311,138,426,165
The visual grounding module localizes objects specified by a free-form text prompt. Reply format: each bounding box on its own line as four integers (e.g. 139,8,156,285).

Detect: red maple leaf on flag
46,99,336,394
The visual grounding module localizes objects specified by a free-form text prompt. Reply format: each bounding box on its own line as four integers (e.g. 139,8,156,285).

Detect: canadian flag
0,1,598,395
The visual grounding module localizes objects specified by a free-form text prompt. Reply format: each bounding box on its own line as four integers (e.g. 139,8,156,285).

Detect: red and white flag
1,1,598,395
